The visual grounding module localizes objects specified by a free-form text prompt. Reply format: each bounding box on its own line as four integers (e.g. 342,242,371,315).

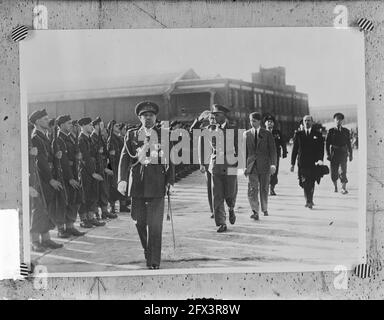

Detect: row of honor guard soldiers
28,110,130,252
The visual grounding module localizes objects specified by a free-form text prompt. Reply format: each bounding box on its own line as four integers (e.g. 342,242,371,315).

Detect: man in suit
264,114,288,196
77,117,106,228
291,115,325,209
117,101,175,269
206,104,238,232
29,109,63,250
326,113,353,194
244,112,277,220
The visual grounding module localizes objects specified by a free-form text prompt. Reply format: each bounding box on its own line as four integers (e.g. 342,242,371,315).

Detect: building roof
28,68,200,103
28,67,308,103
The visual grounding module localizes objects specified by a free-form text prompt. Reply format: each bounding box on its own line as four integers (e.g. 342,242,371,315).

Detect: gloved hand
118,181,127,195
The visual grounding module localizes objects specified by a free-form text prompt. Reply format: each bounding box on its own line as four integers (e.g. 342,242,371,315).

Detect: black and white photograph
20,27,366,276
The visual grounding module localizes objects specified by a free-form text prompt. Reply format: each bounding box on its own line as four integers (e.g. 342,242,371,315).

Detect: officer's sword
167,185,176,252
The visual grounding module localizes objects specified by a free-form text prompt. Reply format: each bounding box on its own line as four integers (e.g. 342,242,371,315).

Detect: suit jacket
207,122,239,175
291,129,324,168
118,126,175,198
244,127,277,175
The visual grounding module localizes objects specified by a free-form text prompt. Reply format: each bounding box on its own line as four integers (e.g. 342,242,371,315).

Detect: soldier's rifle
52,123,68,207
107,120,117,188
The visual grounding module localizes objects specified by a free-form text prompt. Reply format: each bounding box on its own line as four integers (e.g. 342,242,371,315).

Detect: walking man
291,115,324,209
244,112,277,220
197,111,215,218
326,113,353,194
264,114,287,196
207,104,238,232
118,101,175,269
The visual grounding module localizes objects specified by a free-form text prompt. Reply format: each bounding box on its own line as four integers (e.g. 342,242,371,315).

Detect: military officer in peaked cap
56,115,85,237
29,109,64,251
207,104,238,233
77,117,106,228
263,114,287,196
326,113,353,194
118,101,175,269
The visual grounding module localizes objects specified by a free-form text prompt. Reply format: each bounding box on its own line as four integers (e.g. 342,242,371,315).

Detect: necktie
255,130,258,148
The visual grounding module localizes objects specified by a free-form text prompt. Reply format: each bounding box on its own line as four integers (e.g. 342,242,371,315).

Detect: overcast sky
21,27,365,107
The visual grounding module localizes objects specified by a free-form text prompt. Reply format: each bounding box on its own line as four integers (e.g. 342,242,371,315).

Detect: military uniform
51,127,73,235
77,119,99,224
208,105,238,232
107,128,125,211
269,129,287,188
263,115,288,195
193,111,214,216
29,127,55,252
90,117,112,218
55,115,85,237
118,101,175,269
65,130,84,208
29,109,63,250
326,125,352,187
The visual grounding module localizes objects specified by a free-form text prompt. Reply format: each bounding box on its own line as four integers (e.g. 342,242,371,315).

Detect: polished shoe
89,218,106,227
341,189,348,194
229,208,236,225
151,265,160,270
80,220,94,228
217,224,227,233
250,212,259,220
41,239,63,249
308,203,313,209
144,250,151,267
31,242,46,253
270,188,276,196
334,187,338,193
210,213,214,219
67,227,86,236
57,229,71,239
263,211,269,216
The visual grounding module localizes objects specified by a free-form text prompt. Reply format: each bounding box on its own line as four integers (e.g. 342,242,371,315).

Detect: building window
259,94,262,109
234,89,239,108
